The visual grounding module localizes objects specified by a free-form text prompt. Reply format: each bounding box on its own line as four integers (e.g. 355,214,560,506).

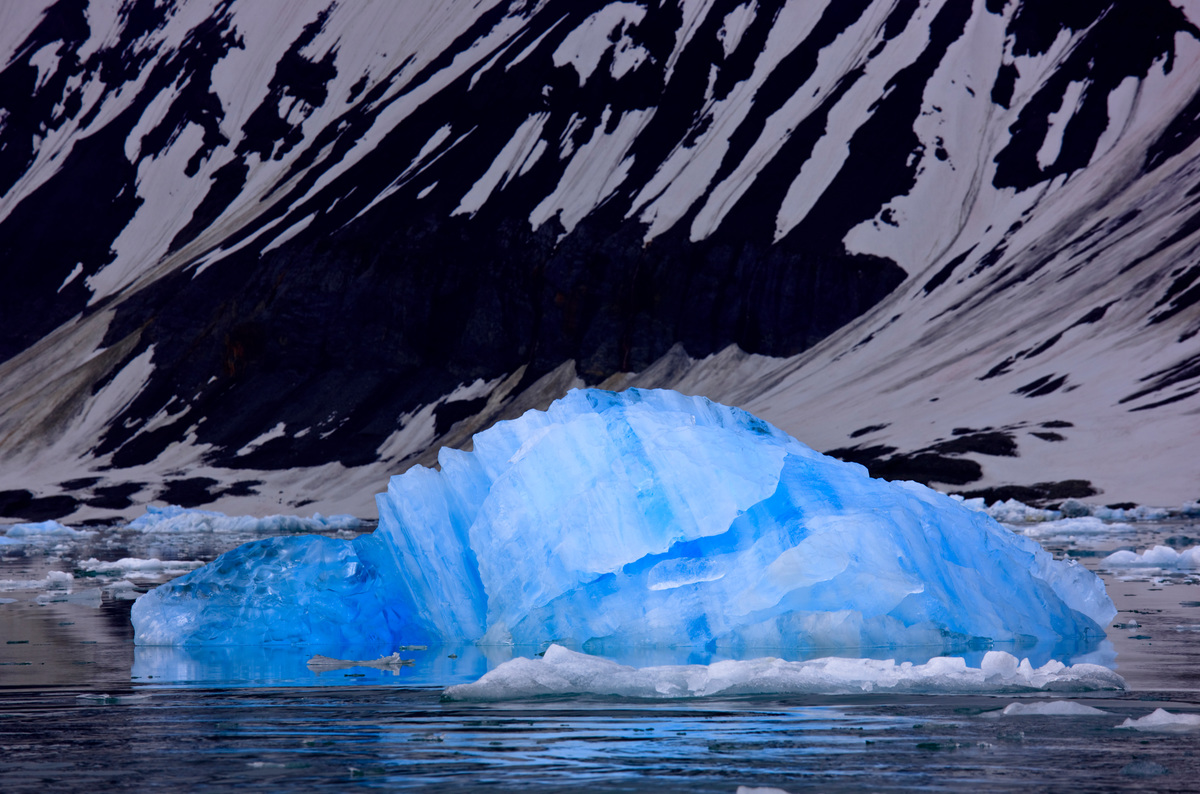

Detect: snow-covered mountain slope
1,0,1198,521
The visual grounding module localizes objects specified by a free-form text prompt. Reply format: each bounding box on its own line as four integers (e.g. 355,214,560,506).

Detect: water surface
2,517,1199,791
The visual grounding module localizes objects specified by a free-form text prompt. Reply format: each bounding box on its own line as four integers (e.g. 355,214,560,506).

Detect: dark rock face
94,215,904,471
0,0,922,474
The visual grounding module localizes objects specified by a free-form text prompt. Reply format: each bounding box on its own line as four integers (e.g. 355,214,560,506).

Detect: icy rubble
133,389,1115,652
953,495,1200,525
952,496,1063,524
1015,516,1135,540
442,644,1125,700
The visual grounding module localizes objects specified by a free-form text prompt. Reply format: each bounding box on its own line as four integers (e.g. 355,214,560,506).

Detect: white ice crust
125,504,360,534
442,644,1126,700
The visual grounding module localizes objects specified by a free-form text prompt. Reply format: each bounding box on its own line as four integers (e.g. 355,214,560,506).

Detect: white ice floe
306,652,415,671
0,570,74,592
80,557,205,575
442,645,1125,701
125,505,360,534
952,496,1063,524
1016,517,1135,539
952,497,1200,526
1000,700,1109,716
1117,708,1200,732
1100,546,1200,570
5,520,94,538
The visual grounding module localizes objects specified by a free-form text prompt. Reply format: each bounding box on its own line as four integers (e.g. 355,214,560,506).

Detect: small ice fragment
1102,546,1200,569
306,652,414,670
1117,708,1200,732
80,557,204,575
1001,700,1108,716
6,520,89,538
981,650,1019,678
984,498,1061,523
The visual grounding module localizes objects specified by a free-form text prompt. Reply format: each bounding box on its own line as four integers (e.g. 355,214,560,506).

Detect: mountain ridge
1,0,1199,520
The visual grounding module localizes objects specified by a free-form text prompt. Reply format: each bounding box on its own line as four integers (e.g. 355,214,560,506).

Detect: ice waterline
131,388,1120,692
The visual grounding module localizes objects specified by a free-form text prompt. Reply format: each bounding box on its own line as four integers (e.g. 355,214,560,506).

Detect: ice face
132,388,1116,652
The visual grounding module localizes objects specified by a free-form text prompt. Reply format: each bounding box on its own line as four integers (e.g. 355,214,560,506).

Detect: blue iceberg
132,389,1115,655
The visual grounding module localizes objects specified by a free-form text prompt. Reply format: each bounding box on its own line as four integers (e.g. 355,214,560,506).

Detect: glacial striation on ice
132,389,1115,653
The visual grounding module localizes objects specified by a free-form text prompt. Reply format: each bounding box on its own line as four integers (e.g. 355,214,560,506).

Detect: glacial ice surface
133,388,1115,652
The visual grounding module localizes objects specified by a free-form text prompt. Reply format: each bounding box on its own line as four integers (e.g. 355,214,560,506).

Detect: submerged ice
132,389,1115,653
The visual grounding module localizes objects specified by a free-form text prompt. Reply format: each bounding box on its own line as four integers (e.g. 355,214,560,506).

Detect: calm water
2,517,1199,792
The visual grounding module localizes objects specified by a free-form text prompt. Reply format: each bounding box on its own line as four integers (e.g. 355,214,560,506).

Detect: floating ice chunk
442,645,1125,700
134,389,1116,651
133,535,407,646
988,499,1062,523
1117,708,1200,732
126,505,360,534
306,652,414,671
1091,504,1172,522
1014,517,1133,539
1000,700,1109,716
80,557,204,575
0,570,75,592
949,495,1061,523
5,520,92,538
1100,546,1200,569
